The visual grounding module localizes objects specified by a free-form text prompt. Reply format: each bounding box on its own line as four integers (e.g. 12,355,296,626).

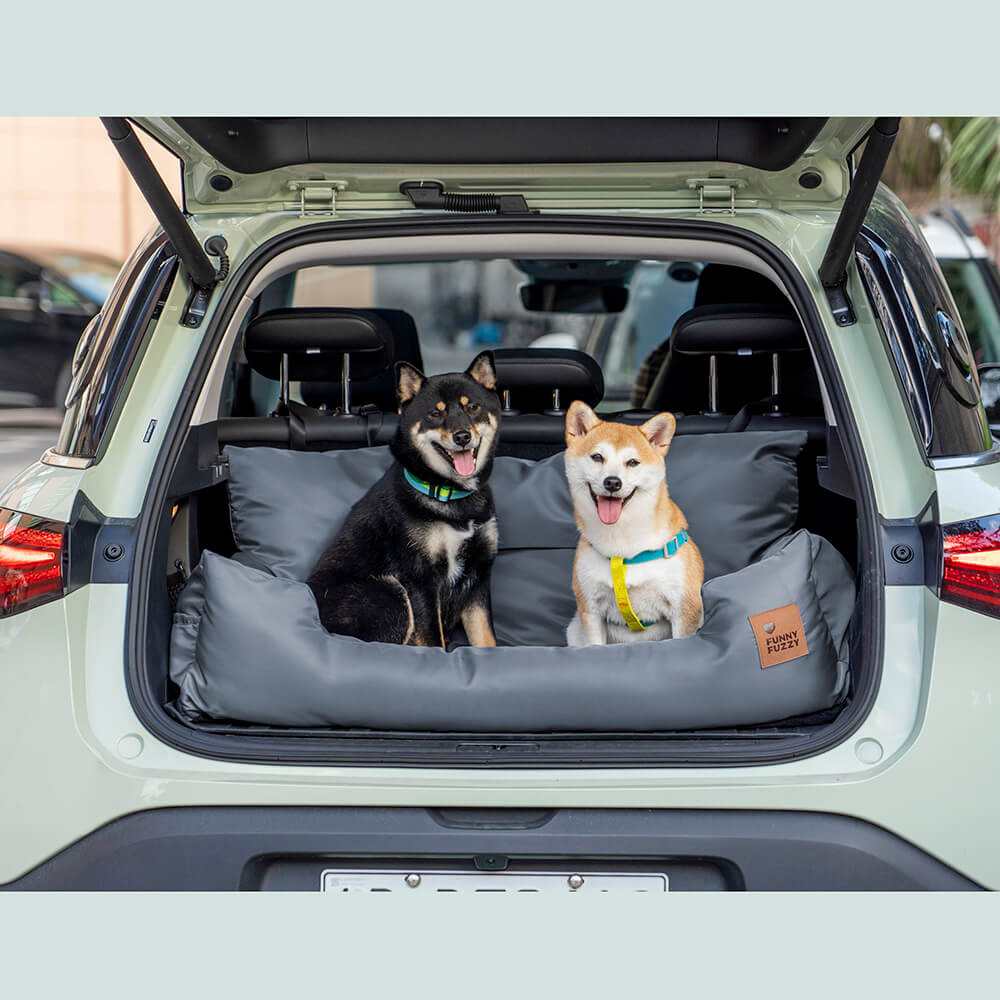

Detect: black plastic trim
66,491,138,591
125,214,883,769
1,806,979,891
879,494,941,588
171,117,827,173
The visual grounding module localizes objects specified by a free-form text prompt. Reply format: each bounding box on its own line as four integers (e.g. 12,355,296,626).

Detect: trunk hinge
288,180,347,217
818,117,900,327
687,178,746,216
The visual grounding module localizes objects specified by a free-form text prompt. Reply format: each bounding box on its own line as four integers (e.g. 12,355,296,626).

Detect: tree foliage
949,117,1000,209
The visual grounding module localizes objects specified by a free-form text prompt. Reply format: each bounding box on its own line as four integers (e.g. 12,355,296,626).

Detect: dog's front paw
566,612,607,647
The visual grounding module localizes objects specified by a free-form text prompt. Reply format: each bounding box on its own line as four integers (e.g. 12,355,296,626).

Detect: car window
276,259,698,410
289,260,595,376
937,258,1000,365
46,277,91,312
42,253,121,305
859,190,991,457
0,258,39,304
586,262,701,404
54,233,177,461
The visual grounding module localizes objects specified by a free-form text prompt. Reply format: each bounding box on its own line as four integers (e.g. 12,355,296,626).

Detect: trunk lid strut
817,117,900,326
101,117,220,327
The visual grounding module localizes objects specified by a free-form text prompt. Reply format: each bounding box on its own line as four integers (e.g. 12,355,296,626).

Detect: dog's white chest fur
417,517,496,584
574,544,688,642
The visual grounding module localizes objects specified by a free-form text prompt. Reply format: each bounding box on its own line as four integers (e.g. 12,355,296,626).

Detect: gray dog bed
168,431,856,731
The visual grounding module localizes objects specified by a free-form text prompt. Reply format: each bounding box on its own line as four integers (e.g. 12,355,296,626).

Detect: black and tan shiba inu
564,401,704,646
307,352,501,646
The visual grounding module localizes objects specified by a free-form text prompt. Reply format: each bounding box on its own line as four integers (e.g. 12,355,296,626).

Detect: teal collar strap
621,528,689,565
403,467,474,501
609,528,689,631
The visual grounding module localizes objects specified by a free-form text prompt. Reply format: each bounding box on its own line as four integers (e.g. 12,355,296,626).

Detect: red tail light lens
0,507,66,617
941,514,1000,618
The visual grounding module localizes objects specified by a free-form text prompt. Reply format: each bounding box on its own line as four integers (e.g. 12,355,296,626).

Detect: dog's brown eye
426,410,442,421
467,402,480,414
626,459,640,468
590,453,604,464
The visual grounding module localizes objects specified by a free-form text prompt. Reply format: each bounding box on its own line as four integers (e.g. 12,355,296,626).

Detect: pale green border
1,0,998,114
1,893,997,995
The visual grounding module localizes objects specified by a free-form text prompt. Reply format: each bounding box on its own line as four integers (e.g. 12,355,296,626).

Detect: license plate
320,869,668,892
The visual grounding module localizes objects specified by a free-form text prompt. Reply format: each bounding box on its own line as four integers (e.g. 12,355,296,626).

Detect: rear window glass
259,258,704,406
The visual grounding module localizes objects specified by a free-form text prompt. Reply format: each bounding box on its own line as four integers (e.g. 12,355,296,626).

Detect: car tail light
941,514,1000,618
0,507,66,618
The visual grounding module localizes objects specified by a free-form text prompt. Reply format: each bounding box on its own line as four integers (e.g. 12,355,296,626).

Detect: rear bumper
2,807,980,891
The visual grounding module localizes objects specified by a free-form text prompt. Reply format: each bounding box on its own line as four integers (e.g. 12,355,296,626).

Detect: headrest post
707,355,719,414
544,387,564,416
492,347,602,413
341,351,351,415
280,353,289,410
770,352,781,414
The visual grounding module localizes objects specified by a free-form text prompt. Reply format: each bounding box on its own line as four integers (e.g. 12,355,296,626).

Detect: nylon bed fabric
170,529,854,731
223,430,805,646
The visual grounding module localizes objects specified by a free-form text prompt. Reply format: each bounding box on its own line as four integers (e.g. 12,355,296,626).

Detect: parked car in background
918,207,1000,365
0,245,120,407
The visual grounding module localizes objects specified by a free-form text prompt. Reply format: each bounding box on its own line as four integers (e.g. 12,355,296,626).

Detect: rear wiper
400,180,531,215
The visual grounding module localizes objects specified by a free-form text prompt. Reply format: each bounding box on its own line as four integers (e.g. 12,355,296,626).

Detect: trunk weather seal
125,214,883,768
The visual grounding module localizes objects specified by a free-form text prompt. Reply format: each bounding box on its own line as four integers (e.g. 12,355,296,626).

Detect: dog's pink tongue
453,450,476,477
597,496,623,525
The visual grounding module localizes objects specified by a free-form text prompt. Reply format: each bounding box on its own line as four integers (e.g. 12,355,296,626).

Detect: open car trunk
125,227,874,768
112,118,888,767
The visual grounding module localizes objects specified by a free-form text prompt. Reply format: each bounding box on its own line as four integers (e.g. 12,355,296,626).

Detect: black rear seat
300,308,423,413
219,307,401,449
207,297,852,564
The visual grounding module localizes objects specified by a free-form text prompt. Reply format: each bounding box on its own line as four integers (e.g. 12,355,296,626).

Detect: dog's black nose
452,429,472,448
603,476,622,494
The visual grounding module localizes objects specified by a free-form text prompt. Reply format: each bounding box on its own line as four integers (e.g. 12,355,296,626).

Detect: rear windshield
263,258,704,405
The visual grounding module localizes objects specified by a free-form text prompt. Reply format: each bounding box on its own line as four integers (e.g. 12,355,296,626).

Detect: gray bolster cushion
170,529,853,730
223,430,806,646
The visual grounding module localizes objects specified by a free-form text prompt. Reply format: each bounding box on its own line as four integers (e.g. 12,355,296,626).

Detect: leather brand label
748,604,808,668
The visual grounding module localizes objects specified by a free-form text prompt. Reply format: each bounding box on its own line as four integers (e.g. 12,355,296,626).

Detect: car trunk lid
132,116,875,216
109,117,897,327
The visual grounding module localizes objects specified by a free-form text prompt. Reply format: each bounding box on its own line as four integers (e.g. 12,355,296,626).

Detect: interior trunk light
0,508,66,618
941,513,1000,618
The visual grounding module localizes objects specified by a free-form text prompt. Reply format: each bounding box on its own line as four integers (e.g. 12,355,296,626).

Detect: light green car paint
0,461,84,523
3,131,999,886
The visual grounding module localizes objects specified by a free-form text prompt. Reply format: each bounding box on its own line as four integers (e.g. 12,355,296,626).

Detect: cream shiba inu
564,401,704,646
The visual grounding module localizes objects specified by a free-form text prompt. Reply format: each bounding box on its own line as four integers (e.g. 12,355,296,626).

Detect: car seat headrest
244,307,394,382
493,347,604,413
694,264,787,307
670,304,806,356
298,309,422,412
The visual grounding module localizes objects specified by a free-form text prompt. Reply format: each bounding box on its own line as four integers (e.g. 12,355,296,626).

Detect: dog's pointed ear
396,362,426,405
465,351,497,391
639,411,677,453
566,400,601,444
